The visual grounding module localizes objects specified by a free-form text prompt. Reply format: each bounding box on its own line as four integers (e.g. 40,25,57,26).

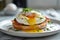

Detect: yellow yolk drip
28,18,36,25
24,29,44,33
38,29,44,32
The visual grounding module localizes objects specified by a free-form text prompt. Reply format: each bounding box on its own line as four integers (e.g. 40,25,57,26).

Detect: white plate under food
0,19,60,37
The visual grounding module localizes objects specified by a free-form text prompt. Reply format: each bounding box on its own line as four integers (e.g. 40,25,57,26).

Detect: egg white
16,10,46,25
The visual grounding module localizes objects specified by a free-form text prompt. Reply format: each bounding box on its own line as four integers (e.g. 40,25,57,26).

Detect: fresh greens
23,8,32,12
48,21,53,24
46,28,50,31
40,17,43,19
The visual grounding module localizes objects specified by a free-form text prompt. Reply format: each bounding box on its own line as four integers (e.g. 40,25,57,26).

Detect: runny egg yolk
28,18,36,25
27,13,36,25
24,29,44,33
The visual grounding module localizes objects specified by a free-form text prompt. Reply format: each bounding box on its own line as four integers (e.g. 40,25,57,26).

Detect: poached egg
16,10,46,25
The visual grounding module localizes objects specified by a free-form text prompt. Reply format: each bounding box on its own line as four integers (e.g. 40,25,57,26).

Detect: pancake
12,17,50,30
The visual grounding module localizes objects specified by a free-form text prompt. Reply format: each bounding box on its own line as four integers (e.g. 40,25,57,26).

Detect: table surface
0,9,60,40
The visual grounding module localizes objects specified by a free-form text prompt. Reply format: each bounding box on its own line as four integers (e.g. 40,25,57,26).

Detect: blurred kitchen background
0,0,60,9
0,0,60,20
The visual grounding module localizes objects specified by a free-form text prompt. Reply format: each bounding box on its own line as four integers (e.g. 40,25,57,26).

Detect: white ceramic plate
0,19,60,37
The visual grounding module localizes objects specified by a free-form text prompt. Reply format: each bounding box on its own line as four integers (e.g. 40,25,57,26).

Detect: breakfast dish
0,8,60,37
12,8,50,32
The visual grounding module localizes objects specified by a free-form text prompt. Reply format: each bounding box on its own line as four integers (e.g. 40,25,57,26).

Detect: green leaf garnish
48,21,53,24
46,28,50,31
23,8,32,12
40,17,43,19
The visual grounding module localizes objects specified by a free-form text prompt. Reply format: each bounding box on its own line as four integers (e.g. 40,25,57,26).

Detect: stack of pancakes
12,9,50,31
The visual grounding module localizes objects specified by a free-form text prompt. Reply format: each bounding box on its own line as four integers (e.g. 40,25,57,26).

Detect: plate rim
0,19,60,34
0,19,60,37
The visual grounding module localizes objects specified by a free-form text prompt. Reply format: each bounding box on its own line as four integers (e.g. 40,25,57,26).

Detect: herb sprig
48,21,53,24
23,8,32,12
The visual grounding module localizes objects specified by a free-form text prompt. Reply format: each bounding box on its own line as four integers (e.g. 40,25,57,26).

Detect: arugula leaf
46,28,50,31
40,17,43,19
23,8,32,12
48,21,53,24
